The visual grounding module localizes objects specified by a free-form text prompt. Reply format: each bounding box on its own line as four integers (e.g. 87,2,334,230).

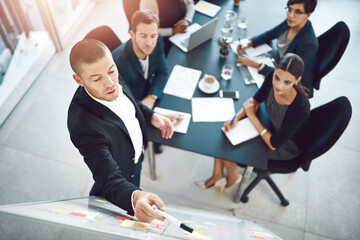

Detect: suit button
131,174,134,178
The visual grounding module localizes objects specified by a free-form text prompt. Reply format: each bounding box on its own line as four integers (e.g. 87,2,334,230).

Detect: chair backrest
122,0,140,30
84,26,122,52
301,96,352,171
314,21,350,90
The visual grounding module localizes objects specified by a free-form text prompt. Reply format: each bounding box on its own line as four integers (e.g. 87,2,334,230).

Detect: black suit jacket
112,34,169,100
251,20,318,98
67,77,154,215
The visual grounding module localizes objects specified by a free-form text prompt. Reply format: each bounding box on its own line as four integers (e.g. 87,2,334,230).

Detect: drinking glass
221,10,237,43
221,64,234,80
238,17,248,29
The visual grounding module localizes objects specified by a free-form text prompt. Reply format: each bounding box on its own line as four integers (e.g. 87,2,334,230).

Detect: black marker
153,206,193,233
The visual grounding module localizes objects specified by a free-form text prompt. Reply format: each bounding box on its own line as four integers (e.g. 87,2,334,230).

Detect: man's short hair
69,39,110,76
130,10,159,33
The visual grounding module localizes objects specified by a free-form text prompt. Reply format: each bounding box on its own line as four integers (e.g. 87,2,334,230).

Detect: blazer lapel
287,20,311,53
77,87,130,138
127,40,145,79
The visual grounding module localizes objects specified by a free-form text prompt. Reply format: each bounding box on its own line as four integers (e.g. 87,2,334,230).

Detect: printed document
245,43,272,58
192,98,235,122
163,65,202,99
222,118,259,145
248,57,275,88
154,107,191,134
230,39,251,55
195,1,221,17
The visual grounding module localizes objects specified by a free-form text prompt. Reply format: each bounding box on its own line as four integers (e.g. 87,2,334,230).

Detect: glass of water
221,10,237,43
221,64,234,80
238,17,248,29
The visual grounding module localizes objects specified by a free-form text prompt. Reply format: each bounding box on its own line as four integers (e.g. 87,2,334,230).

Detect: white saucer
198,78,220,94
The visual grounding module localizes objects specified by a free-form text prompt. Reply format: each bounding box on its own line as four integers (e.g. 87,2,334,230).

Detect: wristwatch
152,94,158,100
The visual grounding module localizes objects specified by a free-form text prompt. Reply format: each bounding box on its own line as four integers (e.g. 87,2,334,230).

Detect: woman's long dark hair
277,53,309,96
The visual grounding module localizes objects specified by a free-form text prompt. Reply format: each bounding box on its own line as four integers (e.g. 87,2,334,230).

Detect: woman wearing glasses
197,53,310,193
237,0,317,97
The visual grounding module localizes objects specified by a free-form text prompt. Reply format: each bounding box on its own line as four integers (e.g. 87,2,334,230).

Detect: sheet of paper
195,1,221,17
163,65,202,99
222,118,259,146
192,98,235,122
230,39,251,55
247,57,275,88
121,220,148,231
154,107,191,134
245,43,272,57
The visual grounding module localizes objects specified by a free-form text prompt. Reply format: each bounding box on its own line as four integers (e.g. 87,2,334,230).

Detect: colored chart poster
0,196,282,240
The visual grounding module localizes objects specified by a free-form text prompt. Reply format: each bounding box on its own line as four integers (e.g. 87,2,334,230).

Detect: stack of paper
163,65,202,99
154,107,191,134
195,1,221,17
222,118,259,146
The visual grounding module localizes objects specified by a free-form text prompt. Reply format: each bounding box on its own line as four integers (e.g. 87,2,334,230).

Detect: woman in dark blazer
237,0,318,97
197,54,310,192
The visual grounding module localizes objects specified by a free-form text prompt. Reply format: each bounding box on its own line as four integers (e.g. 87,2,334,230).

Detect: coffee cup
203,75,216,90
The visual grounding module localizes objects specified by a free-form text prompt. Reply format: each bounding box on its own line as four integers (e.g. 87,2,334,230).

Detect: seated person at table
197,53,310,192
113,10,167,109
140,0,195,55
112,10,182,153
237,0,318,97
68,39,174,222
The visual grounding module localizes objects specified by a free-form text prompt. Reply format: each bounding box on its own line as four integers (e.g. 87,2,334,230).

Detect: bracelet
258,63,265,71
260,128,267,136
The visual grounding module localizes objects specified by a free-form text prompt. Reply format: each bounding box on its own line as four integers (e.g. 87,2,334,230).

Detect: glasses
285,7,308,16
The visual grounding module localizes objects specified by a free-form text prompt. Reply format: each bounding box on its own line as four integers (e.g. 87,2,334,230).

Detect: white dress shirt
139,55,149,80
86,86,143,163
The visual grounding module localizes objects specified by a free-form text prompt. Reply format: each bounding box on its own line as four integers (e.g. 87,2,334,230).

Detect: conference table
147,0,271,203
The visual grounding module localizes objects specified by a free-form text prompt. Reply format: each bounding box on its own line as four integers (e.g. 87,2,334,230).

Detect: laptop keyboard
180,38,190,48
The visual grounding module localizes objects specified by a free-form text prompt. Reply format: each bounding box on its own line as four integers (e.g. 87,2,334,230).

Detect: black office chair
239,96,352,206
314,21,350,90
84,26,122,52
122,0,140,30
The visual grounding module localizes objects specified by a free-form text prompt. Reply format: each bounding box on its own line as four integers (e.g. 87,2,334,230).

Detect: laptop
169,17,218,53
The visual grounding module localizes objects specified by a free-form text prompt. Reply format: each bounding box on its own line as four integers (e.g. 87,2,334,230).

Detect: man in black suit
67,39,173,222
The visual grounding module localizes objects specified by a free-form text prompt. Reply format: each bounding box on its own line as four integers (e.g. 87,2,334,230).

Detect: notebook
222,118,259,145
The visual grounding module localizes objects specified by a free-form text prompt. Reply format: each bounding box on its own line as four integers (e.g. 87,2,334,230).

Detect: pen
172,115,184,125
152,206,193,233
230,115,236,126
236,37,242,57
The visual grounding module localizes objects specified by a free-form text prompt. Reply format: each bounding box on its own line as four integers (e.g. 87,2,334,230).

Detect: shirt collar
84,85,123,107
